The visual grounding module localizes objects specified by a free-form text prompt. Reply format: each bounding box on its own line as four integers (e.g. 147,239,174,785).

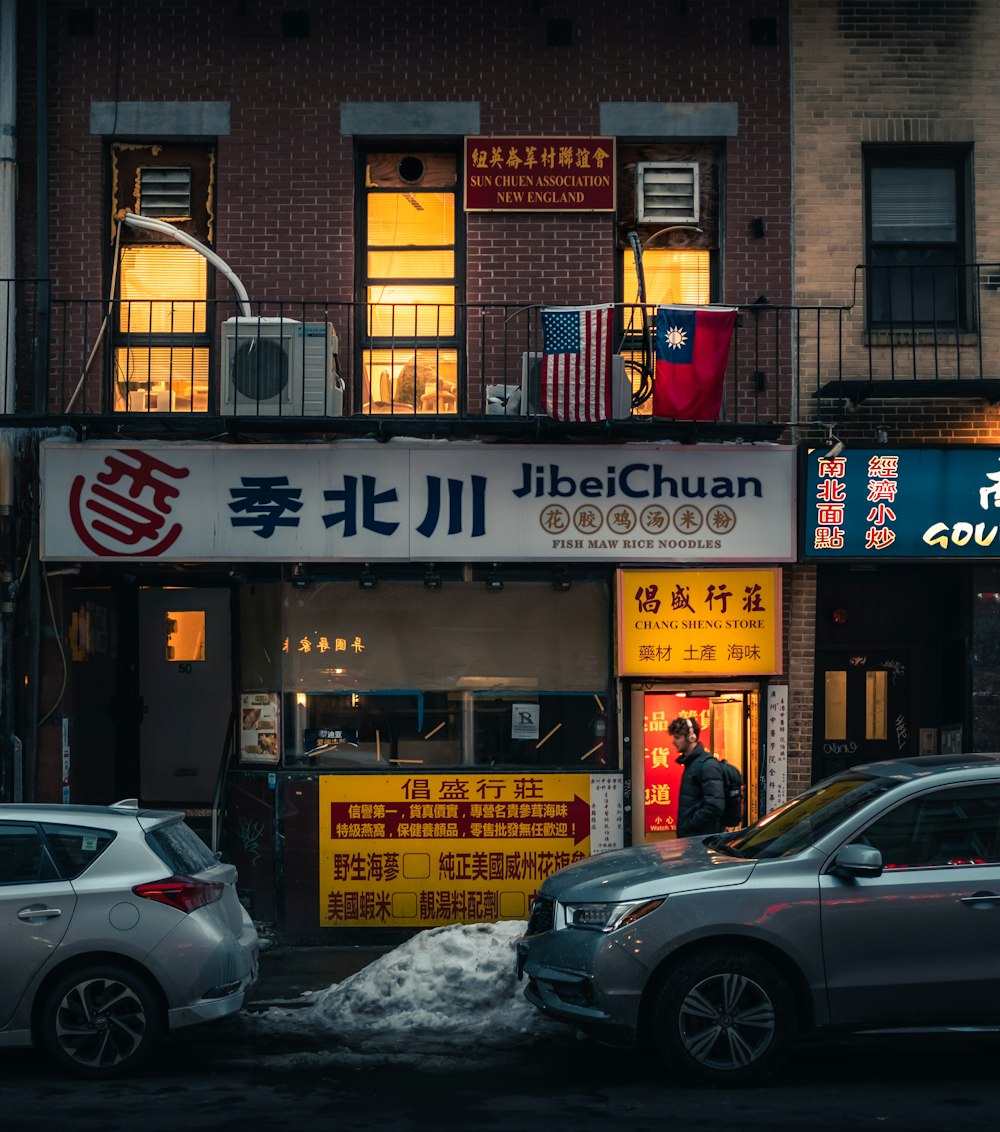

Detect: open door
137,587,232,806
629,685,760,844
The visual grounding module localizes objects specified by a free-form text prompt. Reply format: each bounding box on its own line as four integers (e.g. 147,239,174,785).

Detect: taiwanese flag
653,305,737,420
540,304,613,422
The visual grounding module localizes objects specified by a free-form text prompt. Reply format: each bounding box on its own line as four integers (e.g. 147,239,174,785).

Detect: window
620,245,710,415
853,786,1000,869
111,143,216,413
266,577,611,769
865,146,972,329
360,151,462,414
0,823,57,883
40,823,116,879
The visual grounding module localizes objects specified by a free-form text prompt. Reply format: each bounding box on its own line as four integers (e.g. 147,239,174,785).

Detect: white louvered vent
139,166,193,219
636,162,699,225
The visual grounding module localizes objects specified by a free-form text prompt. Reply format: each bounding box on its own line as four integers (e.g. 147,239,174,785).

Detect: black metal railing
3,266,1000,427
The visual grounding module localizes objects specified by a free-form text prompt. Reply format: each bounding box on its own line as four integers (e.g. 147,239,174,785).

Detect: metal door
137,587,232,804
815,648,911,781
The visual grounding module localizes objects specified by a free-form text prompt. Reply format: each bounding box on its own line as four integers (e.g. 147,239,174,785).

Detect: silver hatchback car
517,754,1000,1085
0,800,259,1077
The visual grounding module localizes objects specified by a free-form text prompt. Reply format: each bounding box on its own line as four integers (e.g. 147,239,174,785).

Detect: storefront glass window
241,578,612,769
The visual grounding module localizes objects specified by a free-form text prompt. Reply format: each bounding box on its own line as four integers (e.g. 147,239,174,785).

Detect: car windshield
720,771,905,859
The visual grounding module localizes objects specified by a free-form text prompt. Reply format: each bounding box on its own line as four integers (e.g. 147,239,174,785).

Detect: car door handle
960,891,1000,909
17,906,62,920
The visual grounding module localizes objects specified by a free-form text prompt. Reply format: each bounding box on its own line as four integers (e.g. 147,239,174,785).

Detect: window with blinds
361,152,461,415
110,143,215,413
865,147,971,329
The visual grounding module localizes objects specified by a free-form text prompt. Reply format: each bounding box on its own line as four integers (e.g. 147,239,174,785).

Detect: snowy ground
238,920,573,1069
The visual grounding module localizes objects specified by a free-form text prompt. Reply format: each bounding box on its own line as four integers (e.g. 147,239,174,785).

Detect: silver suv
517,755,1000,1085
0,800,259,1077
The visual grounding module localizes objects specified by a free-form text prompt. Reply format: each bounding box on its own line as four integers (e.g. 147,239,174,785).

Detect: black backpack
721,760,744,827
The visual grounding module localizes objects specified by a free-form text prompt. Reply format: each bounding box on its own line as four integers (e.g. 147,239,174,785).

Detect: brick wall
17,0,791,315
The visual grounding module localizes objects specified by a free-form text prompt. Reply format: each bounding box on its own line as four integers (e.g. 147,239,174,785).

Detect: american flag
540,304,613,422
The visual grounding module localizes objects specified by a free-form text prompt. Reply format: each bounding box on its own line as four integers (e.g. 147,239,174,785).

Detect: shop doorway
137,587,232,806
813,649,912,781
628,685,760,844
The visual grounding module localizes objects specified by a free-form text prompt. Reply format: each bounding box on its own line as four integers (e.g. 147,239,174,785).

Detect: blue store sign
803,447,1000,559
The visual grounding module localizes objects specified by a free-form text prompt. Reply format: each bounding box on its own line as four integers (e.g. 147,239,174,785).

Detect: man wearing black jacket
668,716,725,837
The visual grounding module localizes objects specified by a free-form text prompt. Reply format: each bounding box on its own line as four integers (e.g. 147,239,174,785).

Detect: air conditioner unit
221,317,343,416
520,352,632,419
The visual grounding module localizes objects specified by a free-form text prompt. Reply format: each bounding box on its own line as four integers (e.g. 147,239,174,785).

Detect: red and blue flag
653,305,737,420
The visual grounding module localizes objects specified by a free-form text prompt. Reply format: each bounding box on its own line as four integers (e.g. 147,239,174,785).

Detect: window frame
109,142,217,414
863,144,974,332
355,146,466,415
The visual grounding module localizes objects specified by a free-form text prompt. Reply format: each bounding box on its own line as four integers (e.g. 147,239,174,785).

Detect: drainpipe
1,0,15,409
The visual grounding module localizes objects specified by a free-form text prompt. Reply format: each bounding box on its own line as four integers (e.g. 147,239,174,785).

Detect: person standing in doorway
668,716,725,837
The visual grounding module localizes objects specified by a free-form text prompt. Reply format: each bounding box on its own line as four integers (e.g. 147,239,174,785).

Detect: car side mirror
830,843,883,879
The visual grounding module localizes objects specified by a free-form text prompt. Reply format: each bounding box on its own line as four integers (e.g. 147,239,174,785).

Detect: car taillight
133,875,224,913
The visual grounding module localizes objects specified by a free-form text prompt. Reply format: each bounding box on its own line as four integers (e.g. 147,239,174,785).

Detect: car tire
651,948,796,1087
39,964,164,1078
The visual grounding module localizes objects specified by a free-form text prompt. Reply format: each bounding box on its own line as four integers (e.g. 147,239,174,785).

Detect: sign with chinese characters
318,772,623,928
617,568,781,677
464,136,615,211
803,447,1000,558
39,441,795,563
765,684,788,813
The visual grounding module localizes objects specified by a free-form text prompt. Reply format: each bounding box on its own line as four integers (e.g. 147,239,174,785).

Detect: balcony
3,268,1000,441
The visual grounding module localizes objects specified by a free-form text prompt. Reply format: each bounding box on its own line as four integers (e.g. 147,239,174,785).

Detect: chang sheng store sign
40,440,795,563
803,447,1000,559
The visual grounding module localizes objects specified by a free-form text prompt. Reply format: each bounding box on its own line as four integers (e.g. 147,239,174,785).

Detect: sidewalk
247,944,393,1010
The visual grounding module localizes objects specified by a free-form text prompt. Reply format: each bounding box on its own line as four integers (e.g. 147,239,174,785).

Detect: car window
725,773,903,859
850,784,1000,868
146,819,217,874
0,823,60,884
40,823,116,880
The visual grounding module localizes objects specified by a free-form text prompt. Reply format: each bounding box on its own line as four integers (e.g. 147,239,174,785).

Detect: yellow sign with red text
617,568,781,676
318,772,622,928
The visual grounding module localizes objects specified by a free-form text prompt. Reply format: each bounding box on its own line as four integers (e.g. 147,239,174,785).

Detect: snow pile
244,920,568,1067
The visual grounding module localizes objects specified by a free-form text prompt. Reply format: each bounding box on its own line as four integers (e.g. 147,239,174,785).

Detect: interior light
359,564,377,590
485,564,503,591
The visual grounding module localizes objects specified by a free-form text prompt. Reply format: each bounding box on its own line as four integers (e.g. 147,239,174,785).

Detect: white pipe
121,213,252,317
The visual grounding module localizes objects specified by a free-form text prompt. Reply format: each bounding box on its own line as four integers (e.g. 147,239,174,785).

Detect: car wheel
39,964,164,1078
651,948,796,1087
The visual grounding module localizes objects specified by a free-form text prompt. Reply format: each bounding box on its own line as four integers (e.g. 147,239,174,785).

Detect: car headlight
563,897,665,932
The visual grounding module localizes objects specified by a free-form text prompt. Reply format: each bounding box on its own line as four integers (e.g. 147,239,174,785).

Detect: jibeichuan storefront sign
464,136,615,212
40,441,796,563
317,772,623,928
803,447,1000,558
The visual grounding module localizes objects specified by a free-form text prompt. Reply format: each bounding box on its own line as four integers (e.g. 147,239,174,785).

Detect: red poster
643,694,713,834
464,136,616,212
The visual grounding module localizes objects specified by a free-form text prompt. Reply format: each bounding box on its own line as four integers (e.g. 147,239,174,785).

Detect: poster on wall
318,772,624,928
766,685,788,812
239,692,280,765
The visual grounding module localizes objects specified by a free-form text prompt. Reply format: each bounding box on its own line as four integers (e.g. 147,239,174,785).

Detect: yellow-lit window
364,153,459,415
866,670,888,740
623,248,711,307
118,247,207,333
165,610,205,662
115,247,210,413
825,671,847,740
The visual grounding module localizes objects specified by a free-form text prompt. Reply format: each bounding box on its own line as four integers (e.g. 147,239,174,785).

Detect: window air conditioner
221,317,343,416
520,352,632,418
